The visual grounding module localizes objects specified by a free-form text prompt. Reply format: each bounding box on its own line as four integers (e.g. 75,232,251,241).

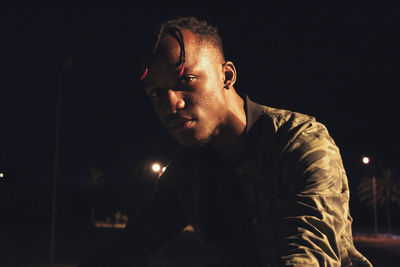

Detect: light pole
362,156,378,234
50,57,72,267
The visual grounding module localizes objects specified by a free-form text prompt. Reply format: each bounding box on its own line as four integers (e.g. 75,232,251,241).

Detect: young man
80,17,371,266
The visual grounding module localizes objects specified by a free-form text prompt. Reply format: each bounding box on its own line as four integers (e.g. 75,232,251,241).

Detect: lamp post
362,156,378,234
50,57,72,267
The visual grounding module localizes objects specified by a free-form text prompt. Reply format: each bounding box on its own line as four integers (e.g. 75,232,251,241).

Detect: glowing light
0,173,3,178
362,156,370,165
151,163,161,173
162,167,166,173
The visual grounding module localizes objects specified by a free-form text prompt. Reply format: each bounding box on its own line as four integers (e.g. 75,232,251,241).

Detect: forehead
150,30,217,69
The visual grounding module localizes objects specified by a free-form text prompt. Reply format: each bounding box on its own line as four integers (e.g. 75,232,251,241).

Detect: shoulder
255,104,331,148
244,95,320,140
261,105,318,135
257,104,338,160
246,97,335,159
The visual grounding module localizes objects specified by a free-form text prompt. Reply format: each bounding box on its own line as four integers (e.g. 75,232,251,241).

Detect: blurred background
1,4,399,266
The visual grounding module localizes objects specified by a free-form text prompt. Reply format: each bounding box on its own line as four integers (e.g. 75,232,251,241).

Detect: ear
223,61,237,89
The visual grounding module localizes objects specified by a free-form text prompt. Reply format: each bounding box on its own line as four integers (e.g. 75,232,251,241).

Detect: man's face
143,30,228,146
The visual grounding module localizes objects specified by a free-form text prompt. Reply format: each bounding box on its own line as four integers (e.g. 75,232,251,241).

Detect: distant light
151,163,161,173
362,156,370,165
161,167,166,173
0,173,3,178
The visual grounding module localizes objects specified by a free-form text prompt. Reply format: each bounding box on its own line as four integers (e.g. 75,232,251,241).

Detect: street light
362,156,370,165
362,156,378,234
0,172,4,178
151,163,161,173
151,163,166,177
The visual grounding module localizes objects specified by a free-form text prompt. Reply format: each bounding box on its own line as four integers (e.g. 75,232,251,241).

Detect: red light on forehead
139,68,148,81
179,64,184,76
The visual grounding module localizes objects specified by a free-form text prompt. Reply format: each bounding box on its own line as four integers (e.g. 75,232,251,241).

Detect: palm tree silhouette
357,167,400,234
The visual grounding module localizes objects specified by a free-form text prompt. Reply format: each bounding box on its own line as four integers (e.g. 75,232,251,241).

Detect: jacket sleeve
276,119,371,266
78,165,189,267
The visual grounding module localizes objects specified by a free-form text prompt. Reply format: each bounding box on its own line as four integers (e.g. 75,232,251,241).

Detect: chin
175,133,211,147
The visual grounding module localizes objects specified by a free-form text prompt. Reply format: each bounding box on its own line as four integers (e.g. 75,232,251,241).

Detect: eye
147,88,163,99
179,75,196,85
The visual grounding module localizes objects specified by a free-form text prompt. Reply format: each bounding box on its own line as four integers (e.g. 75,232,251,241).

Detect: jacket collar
243,94,265,135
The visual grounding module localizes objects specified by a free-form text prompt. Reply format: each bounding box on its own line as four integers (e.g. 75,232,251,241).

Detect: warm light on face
362,156,370,165
151,163,161,173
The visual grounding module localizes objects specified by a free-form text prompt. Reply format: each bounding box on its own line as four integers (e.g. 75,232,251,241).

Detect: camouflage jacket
80,95,372,266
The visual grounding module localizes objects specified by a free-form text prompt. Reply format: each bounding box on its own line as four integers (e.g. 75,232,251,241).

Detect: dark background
1,5,399,230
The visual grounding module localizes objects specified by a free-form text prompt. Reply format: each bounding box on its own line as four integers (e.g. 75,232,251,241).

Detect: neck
210,92,246,163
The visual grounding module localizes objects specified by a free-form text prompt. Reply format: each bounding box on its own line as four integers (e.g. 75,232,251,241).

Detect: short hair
153,17,224,60
139,17,224,81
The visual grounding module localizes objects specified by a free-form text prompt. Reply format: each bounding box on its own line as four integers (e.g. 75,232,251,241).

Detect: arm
277,121,371,266
78,165,189,267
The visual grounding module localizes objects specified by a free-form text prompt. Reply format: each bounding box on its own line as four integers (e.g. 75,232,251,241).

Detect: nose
165,89,185,114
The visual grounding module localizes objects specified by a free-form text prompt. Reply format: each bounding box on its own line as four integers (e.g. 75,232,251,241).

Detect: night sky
2,6,399,221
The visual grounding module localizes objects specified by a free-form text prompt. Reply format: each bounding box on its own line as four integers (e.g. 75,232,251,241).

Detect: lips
166,116,195,131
